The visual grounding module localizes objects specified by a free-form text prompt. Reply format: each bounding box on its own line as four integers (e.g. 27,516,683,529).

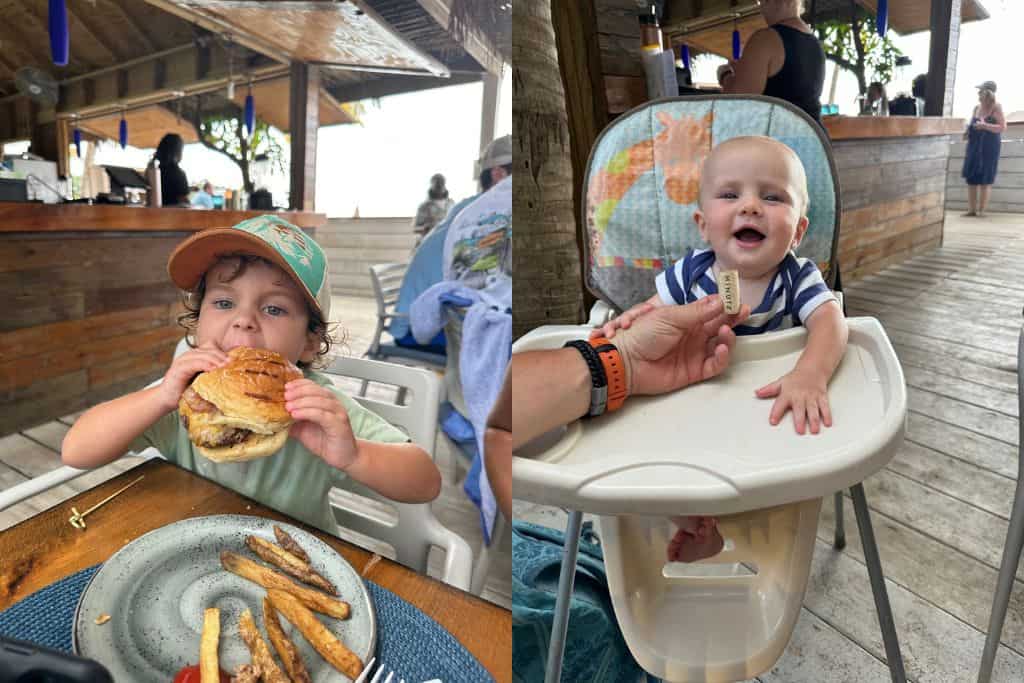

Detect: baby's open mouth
734,227,765,243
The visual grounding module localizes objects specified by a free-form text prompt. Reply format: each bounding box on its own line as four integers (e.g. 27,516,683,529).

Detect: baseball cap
475,134,512,177
167,214,332,321
976,80,997,93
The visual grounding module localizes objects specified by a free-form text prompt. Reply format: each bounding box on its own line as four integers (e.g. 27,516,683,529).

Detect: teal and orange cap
167,214,332,321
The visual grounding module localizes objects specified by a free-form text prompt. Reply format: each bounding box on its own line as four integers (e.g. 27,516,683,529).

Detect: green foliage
198,116,287,178
815,15,905,93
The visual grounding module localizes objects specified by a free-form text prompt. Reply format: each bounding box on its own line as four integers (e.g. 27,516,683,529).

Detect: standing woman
716,0,825,124
154,133,190,207
962,81,1006,217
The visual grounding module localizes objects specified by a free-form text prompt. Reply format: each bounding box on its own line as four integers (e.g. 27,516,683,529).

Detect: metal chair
366,263,446,368
324,356,473,591
978,323,1024,682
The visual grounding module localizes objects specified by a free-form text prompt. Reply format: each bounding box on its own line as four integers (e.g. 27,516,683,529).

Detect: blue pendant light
73,127,81,158
244,82,255,137
681,44,691,70
877,0,888,37
49,0,69,66
119,113,127,149
732,21,741,59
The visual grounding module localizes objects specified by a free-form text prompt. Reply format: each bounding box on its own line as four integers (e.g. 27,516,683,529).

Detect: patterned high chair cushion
583,95,839,313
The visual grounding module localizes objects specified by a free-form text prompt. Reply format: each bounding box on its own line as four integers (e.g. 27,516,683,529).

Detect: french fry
267,589,364,680
237,609,289,683
200,608,220,683
274,525,311,563
246,535,338,595
230,664,259,683
263,597,312,683
221,551,351,619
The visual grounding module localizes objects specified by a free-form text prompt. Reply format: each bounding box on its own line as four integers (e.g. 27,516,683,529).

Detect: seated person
594,136,848,562
389,135,513,352
191,181,215,209
62,216,442,534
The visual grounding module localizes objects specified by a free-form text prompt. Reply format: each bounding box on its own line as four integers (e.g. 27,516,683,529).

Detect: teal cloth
512,520,654,683
0,564,492,683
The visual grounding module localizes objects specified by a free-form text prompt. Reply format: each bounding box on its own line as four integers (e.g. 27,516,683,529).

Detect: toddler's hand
156,342,228,412
285,380,360,469
755,368,833,435
589,302,656,339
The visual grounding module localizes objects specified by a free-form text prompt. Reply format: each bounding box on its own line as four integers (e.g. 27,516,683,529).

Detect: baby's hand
156,342,228,412
285,380,360,470
589,302,656,339
755,368,833,435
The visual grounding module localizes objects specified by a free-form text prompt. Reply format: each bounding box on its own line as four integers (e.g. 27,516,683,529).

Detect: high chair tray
513,317,906,516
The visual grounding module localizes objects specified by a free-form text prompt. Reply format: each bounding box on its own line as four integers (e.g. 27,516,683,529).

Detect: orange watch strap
589,337,627,412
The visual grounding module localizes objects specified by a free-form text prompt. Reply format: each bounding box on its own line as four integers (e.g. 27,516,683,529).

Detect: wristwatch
589,337,627,413
564,338,627,417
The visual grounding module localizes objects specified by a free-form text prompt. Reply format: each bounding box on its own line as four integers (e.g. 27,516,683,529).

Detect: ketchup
172,664,231,683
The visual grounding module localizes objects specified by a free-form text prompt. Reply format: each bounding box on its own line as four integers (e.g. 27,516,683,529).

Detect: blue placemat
0,565,493,683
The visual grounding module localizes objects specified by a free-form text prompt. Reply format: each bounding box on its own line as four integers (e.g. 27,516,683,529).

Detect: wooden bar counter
820,116,964,282
0,204,326,437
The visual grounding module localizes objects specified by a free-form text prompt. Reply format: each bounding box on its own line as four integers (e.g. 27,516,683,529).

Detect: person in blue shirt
389,134,512,350
191,181,215,209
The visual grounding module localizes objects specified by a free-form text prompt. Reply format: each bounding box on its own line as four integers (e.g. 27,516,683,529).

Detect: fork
354,656,443,683
353,657,402,683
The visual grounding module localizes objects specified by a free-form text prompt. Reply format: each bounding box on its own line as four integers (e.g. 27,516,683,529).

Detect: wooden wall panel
834,136,955,282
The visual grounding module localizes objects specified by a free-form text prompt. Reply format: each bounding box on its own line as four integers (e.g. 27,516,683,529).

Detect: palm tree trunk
513,0,583,339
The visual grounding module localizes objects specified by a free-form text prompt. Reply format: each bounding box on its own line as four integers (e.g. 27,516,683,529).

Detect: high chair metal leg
978,324,1024,683
978,476,1024,682
545,510,583,683
834,491,846,549
852,483,906,683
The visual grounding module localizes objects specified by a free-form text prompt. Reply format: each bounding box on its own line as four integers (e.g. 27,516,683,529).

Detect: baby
595,136,849,562
62,216,442,534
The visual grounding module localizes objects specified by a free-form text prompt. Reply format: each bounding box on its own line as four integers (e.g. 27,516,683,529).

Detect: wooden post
56,117,70,178
925,0,960,117
551,0,610,311
289,62,319,211
479,70,501,155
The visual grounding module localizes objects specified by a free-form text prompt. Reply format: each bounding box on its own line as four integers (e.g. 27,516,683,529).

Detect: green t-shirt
129,369,409,533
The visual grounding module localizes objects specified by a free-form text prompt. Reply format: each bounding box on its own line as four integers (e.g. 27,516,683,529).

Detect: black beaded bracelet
564,339,609,417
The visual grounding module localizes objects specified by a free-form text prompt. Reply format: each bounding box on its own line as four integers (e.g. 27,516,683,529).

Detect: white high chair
513,95,909,683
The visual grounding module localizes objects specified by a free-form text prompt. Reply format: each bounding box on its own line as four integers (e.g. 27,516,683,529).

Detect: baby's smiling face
694,137,809,280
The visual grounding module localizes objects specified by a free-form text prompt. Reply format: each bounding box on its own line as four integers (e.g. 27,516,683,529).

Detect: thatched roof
0,0,504,144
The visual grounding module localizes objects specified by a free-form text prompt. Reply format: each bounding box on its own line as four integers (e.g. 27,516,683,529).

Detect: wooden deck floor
0,294,511,611
514,213,1024,681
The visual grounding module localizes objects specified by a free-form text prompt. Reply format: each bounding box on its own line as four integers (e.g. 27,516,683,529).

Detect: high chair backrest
583,95,840,313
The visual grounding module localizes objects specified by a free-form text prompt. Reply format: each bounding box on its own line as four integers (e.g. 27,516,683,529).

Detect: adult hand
613,295,750,397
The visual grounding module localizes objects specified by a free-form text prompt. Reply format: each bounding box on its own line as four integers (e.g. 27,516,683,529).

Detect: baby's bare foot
667,516,723,563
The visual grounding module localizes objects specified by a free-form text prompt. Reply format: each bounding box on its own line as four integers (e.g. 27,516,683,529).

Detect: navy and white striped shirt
654,248,837,335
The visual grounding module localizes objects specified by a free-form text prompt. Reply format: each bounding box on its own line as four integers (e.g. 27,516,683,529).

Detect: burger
179,347,303,463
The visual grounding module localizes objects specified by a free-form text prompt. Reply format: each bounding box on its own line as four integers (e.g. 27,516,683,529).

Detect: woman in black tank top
717,0,826,123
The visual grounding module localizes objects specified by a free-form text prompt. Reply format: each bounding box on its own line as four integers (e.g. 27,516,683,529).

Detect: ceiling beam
106,0,159,54
64,4,124,63
0,4,54,68
414,0,504,73
326,71,481,104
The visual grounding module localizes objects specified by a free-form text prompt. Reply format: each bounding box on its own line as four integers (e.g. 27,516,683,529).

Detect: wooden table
0,459,511,682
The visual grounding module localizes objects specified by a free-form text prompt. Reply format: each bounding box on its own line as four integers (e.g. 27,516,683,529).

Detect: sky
691,0,1024,121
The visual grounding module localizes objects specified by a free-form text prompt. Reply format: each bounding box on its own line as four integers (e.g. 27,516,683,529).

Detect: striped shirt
655,248,837,335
